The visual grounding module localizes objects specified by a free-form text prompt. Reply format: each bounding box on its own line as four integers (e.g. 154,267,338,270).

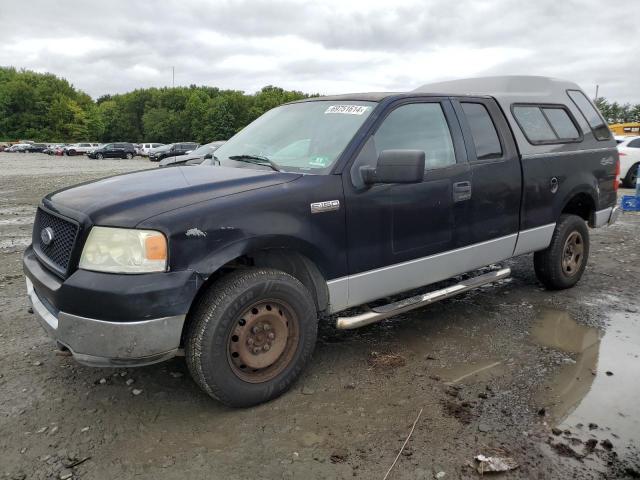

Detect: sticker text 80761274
324,105,370,115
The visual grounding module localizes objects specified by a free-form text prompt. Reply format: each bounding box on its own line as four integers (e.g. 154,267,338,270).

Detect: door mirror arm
360,166,378,185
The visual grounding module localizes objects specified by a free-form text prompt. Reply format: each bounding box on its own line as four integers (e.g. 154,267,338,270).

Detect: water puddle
533,309,640,456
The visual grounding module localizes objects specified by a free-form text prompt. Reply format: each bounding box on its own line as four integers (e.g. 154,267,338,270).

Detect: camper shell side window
511,103,583,146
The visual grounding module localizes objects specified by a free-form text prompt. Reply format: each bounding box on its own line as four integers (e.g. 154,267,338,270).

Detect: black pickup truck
24,76,619,407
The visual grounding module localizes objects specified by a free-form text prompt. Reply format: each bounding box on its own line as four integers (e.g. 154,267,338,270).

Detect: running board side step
336,268,511,330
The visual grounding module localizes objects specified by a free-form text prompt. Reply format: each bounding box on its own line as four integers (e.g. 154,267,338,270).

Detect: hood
45,166,301,227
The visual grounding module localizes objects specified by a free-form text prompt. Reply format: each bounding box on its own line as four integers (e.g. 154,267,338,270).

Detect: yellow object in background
609,122,640,136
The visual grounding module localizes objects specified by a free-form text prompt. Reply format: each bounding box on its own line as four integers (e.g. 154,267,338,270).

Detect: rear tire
623,163,639,188
534,214,589,290
185,268,318,407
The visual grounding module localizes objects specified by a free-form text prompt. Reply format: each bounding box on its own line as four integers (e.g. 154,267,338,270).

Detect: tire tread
534,214,589,290
185,268,316,407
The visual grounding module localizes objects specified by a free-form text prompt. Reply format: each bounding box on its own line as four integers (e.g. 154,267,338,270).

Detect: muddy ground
1,153,639,480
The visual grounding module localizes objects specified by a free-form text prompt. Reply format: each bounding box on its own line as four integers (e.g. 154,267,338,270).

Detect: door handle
453,181,472,202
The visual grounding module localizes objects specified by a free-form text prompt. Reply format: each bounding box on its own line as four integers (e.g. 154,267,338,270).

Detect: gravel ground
1,153,639,480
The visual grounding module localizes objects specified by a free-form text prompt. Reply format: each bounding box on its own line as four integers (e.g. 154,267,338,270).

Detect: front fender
191,234,333,280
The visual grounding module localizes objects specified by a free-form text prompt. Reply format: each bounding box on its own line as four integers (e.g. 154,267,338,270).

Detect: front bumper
23,246,200,367
26,277,185,367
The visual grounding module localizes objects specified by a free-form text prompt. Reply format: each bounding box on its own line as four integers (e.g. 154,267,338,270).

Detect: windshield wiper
228,154,280,172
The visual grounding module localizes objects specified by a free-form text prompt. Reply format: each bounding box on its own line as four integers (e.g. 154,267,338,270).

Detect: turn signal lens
145,234,167,261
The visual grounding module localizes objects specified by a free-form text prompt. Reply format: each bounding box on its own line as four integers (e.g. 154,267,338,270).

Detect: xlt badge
310,200,340,214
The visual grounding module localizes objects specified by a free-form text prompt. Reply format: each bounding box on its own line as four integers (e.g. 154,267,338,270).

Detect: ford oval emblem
41,227,55,246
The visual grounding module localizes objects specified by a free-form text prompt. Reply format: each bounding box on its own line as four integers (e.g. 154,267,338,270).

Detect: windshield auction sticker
324,105,370,115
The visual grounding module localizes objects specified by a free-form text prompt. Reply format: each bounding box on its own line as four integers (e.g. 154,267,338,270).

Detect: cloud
0,0,637,102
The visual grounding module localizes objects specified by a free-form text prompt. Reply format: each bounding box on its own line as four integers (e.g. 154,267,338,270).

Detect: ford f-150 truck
23,76,619,407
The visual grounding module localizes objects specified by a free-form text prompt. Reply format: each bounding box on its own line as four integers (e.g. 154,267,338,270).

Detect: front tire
185,268,318,407
125,152,133,159
96,153,103,160
534,214,589,290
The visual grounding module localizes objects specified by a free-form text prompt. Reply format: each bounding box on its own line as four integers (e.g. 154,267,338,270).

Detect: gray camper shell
413,75,614,156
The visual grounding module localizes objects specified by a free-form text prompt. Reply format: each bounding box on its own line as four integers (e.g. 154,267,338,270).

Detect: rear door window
567,90,611,140
461,102,502,159
627,138,640,148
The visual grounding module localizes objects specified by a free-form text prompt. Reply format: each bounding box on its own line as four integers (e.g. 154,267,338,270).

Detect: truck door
340,98,472,307
450,98,522,247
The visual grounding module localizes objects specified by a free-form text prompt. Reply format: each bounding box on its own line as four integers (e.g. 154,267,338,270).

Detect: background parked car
149,142,198,162
25,143,49,153
7,143,32,152
88,142,137,159
147,144,171,160
617,135,640,187
159,141,225,168
53,144,69,156
44,144,68,155
138,143,165,156
64,143,99,156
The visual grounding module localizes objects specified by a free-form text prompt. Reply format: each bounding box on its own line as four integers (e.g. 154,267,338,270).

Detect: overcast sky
1,0,638,102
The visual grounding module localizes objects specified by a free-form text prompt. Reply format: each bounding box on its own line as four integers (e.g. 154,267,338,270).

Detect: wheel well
561,192,595,222
190,249,329,315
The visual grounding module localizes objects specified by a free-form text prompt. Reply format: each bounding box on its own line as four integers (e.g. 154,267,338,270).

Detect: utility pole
594,84,599,100
172,66,175,88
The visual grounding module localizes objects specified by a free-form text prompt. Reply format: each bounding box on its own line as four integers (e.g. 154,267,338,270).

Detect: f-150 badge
310,200,340,214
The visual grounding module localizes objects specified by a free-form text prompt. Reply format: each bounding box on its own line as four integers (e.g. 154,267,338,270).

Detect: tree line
0,67,311,143
594,97,640,124
1,66,639,144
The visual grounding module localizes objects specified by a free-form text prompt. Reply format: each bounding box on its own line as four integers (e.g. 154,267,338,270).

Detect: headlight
79,226,167,273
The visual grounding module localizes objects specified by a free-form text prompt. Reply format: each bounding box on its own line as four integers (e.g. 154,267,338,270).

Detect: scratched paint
185,228,206,237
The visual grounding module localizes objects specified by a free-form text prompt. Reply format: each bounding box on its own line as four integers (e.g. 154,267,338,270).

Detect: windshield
214,100,376,173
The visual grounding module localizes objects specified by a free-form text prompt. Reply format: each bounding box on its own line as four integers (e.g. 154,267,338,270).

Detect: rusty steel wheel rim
227,300,299,383
562,231,584,277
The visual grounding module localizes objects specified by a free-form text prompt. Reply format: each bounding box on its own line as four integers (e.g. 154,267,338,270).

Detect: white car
617,136,640,188
7,143,32,152
139,143,165,156
64,143,100,156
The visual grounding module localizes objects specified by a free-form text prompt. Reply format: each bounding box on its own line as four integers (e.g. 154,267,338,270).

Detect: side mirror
362,150,425,185
203,153,213,159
